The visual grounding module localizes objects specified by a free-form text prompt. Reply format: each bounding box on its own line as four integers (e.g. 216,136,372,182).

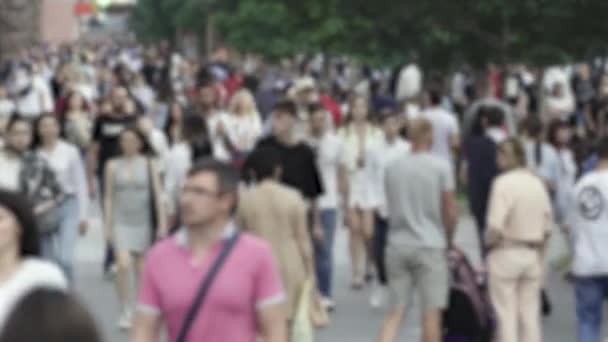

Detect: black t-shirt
256,136,324,200
92,114,137,175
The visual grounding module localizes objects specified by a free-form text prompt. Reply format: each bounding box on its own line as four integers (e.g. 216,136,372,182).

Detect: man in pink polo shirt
132,159,287,342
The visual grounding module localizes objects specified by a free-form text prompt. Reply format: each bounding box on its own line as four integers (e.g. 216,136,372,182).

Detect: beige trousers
488,247,543,342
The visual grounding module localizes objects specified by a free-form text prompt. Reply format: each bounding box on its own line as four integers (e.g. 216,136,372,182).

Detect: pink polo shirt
137,225,285,342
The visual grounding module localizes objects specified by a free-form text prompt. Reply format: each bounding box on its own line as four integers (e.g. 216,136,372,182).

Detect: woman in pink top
486,138,553,342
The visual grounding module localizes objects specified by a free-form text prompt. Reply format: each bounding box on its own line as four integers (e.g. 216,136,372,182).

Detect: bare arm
150,160,168,238
132,313,162,342
104,161,115,241
295,201,315,278
87,142,99,196
442,190,457,247
257,304,288,342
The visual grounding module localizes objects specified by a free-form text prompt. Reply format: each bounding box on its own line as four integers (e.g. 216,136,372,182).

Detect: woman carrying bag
103,127,167,330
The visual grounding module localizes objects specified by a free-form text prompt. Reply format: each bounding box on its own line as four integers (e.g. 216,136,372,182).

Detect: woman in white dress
338,95,383,288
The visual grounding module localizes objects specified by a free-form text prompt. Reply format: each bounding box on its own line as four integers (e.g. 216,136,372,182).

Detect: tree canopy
131,0,608,68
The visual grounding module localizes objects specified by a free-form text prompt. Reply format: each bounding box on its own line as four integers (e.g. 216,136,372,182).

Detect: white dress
338,125,383,210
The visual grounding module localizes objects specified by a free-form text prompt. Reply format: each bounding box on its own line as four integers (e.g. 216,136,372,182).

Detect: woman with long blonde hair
225,89,263,164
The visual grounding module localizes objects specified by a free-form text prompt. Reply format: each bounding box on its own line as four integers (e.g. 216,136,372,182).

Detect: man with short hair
419,90,460,165
568,137,608,342
378,118,457,342
133,159,287,342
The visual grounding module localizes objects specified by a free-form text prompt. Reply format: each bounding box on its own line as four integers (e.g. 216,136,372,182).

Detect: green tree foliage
131,0,608,68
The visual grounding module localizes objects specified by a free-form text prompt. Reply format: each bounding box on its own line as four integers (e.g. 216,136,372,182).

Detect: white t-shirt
0,152,21,191
419,106,460,163
396,64,422,101
14,76,53,118
224,113,262,153
0,259,67,332
310,132,344,210
372,137,411,218
206,112,233,162
568,170,608,276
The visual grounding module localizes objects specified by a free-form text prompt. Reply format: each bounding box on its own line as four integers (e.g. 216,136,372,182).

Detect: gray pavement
75,208,578,341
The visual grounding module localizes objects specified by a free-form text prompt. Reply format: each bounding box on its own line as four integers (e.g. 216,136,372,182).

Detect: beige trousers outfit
485,169,553,342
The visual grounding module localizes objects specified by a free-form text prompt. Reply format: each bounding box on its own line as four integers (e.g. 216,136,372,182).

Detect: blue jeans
41,196,79,282
575,276,608,342
314,209,337,298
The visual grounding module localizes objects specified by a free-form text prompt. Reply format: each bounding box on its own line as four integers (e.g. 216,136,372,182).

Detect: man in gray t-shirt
385,152,454,249
378,118,457,342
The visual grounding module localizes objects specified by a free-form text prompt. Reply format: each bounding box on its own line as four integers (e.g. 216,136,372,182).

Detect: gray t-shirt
385,153,455,248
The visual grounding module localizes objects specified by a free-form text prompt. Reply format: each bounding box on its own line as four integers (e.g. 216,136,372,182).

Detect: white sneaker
321,297,336,312
117,309,132,330
369,284,388,309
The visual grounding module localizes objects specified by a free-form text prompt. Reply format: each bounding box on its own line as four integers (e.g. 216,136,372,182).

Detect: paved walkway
74,208,578,341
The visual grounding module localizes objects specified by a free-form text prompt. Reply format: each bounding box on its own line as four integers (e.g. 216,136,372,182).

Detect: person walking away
378,118,457,342
486,138,553,342
103,128,167,329
0,289,101,342
564,136,608,342
133,159,287,342
237,147,314,322
463,107,504,258
521,116,561,315
337,95,383,289
34,114,88,282
0,190,67,331
306,104,345,310
419,89,460,168
369,109,411,308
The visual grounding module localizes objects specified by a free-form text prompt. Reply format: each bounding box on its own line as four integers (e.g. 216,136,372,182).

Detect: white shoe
369,285,388,309
321,297,336,312
117,309,132,330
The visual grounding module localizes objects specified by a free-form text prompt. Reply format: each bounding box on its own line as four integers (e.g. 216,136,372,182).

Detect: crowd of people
0,41,607,342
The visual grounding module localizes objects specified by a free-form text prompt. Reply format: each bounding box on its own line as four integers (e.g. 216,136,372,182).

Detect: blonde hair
409,118,433,144
497,138,527,168
229,89,258,117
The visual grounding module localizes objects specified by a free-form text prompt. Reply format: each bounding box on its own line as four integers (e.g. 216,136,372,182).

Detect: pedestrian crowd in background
0,41,607,342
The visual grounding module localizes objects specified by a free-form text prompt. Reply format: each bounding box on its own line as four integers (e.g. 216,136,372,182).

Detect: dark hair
243,147,282,182
523,116,544,165
119,127,155,156
164,101,184,145
598,137,608,160
181,112,213,162
429,89,442,106
272,99,297,117
0,190,40,257
485,107,505,127
6,113,30,133
307,102,325,116
32,113,64,148
0,289,101,342
188,158,240,195
547,119,570,148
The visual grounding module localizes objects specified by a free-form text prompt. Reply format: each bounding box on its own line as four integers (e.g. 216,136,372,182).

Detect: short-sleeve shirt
92,114,137,175
137,227,285,342
419,107,459,163
256,136,324,200
385,153,455,249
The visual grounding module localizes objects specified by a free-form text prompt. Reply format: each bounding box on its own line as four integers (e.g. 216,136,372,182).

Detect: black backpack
443,248,494,342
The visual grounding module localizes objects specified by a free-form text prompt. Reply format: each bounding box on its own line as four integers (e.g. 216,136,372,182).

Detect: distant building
41,0,79,44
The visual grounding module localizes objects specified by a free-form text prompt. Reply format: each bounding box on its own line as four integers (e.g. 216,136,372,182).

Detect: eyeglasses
182,186,221,198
